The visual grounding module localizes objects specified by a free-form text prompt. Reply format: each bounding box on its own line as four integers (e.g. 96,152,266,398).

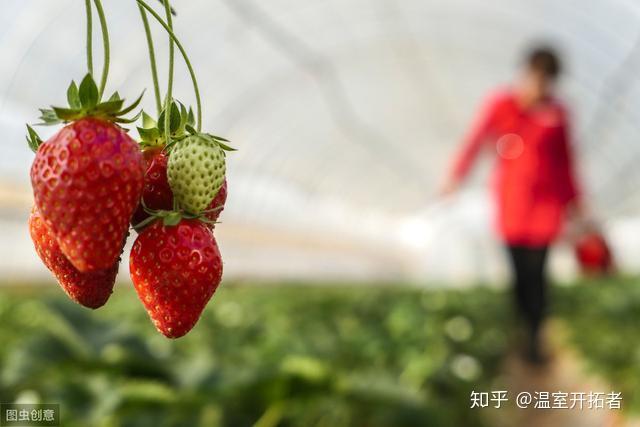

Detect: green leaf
66,81,81,109
78,74,99,108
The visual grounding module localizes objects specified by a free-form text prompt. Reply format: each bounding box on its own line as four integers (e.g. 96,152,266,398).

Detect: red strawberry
29,207,118,309
131,148,173,227
129,218,223,338
205,179,227,225
31,117,144,272
131,147,227,230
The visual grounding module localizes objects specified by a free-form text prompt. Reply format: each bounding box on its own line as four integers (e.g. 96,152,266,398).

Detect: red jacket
450,89,580,247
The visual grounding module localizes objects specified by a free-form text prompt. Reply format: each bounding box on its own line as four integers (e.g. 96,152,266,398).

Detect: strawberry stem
138,4,162,114
163,0,174,144
85,0,93,77
93,0,110,100
136,0,202,132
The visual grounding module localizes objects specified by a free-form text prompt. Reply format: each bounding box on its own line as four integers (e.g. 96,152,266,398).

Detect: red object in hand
575,232,613,275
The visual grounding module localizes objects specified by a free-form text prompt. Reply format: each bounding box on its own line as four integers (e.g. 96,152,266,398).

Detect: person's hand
566,199,597,236
567,200,588,224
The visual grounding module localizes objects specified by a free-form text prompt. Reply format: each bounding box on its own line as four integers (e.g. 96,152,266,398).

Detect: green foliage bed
552,276,640,413
0,277,638,426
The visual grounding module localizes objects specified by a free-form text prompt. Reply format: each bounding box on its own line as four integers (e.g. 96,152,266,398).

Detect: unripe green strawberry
167,134,225,214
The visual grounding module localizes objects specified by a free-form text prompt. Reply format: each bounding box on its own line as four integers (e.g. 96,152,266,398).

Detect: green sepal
185,124,197,135
140,100,194,149
168,125,237,153
204,133,237,152
142,112,157,128
78,74,99,109
118,91,145,116
187,108,195,127
113,110,143,124
67,82,81,109
162,212,182,226
25,125,43,153
38,109,61,125
132,204,207,232
209,133,230,143
137,126,163,147
212,138,237,152
94,99,125,114
158,101,181,135
52,107,85,121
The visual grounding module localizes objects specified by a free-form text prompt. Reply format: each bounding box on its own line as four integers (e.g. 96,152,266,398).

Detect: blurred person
441,46,583,364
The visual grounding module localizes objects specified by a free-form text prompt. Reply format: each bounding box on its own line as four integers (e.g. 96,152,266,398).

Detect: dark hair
526,46,562,79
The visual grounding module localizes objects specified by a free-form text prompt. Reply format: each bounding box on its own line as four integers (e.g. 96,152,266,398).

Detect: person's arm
555,111,583,216
441,94,499,195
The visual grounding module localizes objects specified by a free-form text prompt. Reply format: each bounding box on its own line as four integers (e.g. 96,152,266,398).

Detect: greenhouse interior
1,0,640,426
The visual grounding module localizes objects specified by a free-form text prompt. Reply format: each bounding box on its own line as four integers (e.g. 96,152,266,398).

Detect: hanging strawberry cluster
26,0,233,339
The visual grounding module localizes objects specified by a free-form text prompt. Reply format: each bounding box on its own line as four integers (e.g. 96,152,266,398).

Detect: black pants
506,245,549,344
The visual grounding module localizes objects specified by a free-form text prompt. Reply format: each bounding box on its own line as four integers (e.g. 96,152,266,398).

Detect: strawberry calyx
139,99,236,153
37,74,143,126
133,200,220,231
137,100,193,149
